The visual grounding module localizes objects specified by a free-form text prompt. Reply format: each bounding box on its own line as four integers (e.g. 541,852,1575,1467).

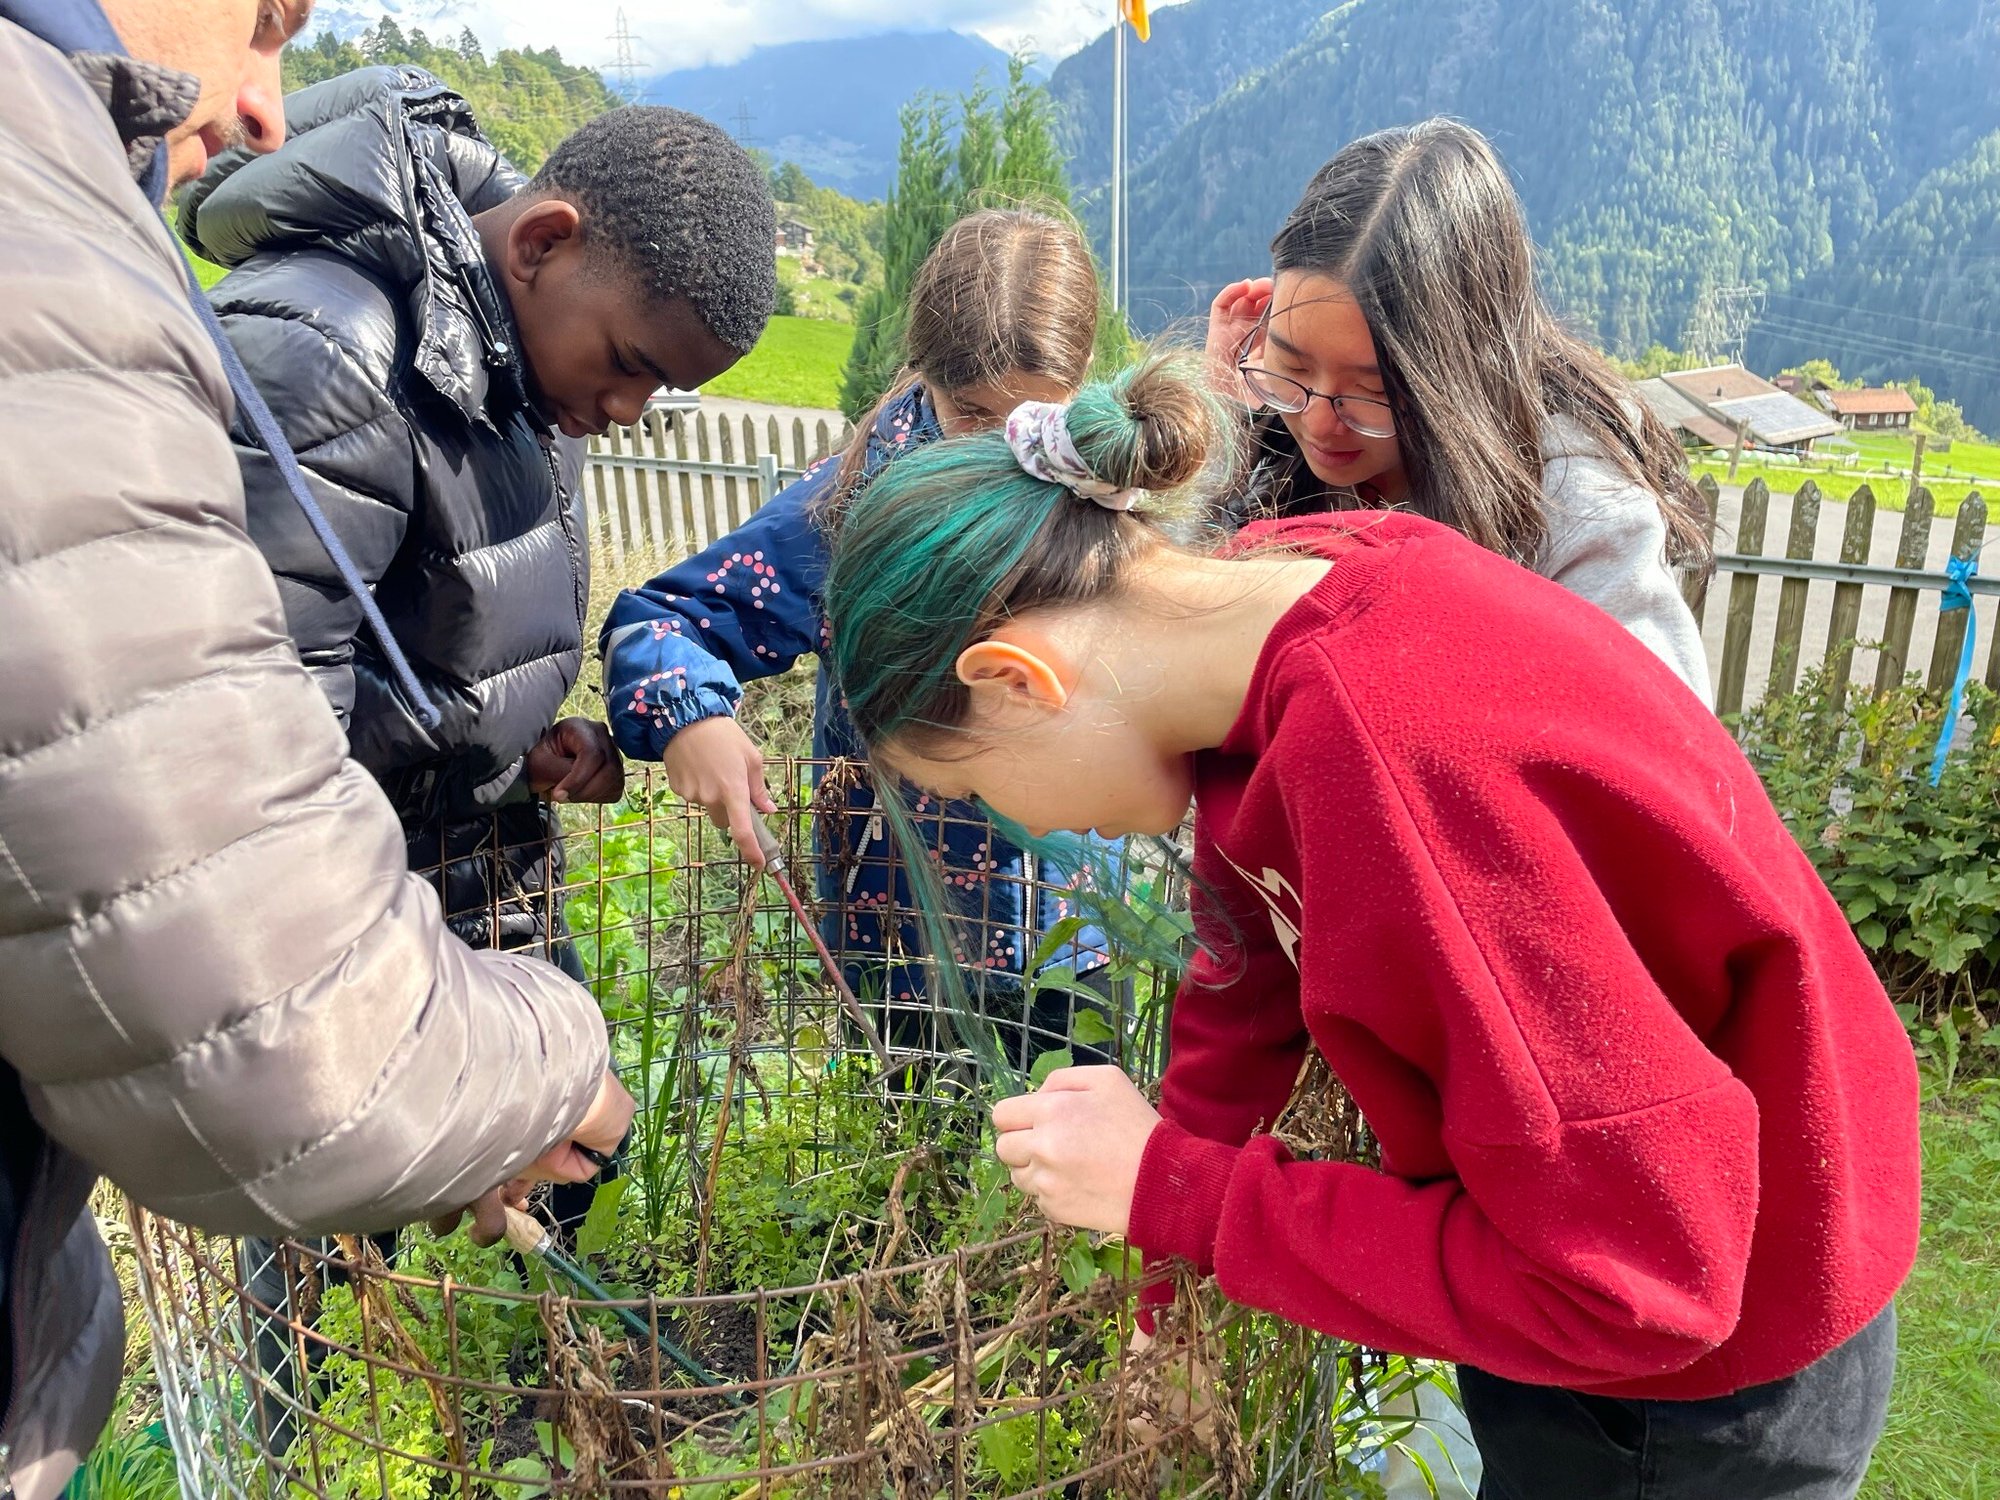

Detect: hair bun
1065,350,1224,501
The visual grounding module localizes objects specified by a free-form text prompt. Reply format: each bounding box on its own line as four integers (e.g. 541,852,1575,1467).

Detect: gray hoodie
1537,417,1713,705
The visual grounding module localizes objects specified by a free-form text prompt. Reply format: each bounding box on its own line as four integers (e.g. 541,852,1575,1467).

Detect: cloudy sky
348,0,1190,71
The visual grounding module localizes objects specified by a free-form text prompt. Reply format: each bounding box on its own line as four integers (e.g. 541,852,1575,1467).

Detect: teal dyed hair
828,351,1225,753
824,352,1232,1080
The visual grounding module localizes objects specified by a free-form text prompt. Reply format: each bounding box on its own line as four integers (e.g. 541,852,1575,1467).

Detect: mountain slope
1749,133,2000,432
1113,3,1906,333
646,32,1016,200
1046,0,1325,191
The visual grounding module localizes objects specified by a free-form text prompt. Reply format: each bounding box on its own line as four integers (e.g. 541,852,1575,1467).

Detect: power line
733,99,757,147
1750,312,2000,381
1763,289,1998,341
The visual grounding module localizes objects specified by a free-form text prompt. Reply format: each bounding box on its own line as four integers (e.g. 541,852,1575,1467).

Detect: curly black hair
533,106,777,354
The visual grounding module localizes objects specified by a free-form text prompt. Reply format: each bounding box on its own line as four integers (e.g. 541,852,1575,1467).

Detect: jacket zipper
544,444,587,649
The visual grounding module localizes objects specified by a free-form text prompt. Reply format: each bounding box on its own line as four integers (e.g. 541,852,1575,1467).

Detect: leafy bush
1736,669,1999,1082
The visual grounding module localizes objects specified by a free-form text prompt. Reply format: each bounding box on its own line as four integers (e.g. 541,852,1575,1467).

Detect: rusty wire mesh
132,760,1419,1498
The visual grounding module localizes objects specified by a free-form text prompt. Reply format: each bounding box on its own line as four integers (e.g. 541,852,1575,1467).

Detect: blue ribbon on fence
1928,554,1979,787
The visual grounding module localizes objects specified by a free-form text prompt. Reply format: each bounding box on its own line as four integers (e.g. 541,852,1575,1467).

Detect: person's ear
954,640,1070,710
506,198,585,288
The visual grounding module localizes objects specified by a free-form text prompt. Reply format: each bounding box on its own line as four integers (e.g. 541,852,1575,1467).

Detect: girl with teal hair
822,353,1917,1500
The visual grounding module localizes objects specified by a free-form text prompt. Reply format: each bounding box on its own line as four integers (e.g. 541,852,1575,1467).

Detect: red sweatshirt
1128,513,1919,1400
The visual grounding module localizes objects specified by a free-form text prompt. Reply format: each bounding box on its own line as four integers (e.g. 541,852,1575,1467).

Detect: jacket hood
182,66,528,420
857,383,942,480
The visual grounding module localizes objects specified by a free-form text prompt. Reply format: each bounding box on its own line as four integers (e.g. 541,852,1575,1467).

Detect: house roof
1634,377,1740,450
1660,365,1777,404
1651,364,1841,445
1825,387,1919,417
1710,391,1843,447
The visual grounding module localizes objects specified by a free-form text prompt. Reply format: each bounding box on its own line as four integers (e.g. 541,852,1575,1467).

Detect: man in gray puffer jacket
0,5,633,1496
181,76,775,976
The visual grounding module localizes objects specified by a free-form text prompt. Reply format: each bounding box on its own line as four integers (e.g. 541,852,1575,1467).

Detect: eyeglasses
1235,332,1397,438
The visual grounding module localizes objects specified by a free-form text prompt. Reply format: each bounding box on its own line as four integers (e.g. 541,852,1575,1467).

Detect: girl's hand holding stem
992,1065,1159,1235
662,715,777,865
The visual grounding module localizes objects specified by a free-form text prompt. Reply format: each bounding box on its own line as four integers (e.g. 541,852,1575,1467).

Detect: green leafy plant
1737,668,1999,1085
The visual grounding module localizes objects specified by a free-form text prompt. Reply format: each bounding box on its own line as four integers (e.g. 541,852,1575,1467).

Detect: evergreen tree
841,96,956,420
840,59,1133,420
993,56,1068,202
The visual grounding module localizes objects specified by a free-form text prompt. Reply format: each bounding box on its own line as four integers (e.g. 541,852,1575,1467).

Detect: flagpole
1110,0,1125,317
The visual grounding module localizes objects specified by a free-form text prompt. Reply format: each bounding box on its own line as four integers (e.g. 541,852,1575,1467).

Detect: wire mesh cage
132,760,1426,1498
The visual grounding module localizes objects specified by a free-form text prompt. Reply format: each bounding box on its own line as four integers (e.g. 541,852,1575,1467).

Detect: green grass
1691,459,1985,514
1862,1096,2000,1499
1694,429,2000,515
701,314,855,411
1845,431,2000,484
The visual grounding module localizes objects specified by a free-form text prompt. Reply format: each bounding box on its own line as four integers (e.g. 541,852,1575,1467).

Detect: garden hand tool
753,819,894,1071
501,1204,746,1405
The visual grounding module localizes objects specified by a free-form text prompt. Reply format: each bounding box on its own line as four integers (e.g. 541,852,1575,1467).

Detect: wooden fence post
1768,480,1822,697
696,413,719,548
671,411,696,549
1929,492,1986,693
1716,479,1770,717
604,422,632,560
642,409,670,549
1684,474,1722,621
1824,484,1876,696
717,416,741,534
1874,487,1936,696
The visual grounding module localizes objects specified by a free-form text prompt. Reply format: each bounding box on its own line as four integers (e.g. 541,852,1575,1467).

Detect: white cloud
335,0,1188,72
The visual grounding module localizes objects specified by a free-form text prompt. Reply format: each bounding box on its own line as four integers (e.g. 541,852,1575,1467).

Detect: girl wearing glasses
1206,119,1713,703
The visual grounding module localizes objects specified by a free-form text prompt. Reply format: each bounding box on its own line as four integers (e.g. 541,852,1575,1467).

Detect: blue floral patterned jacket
600,387,1108,1017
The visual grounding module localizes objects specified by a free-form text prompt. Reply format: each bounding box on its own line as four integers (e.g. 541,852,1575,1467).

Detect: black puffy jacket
183,69,589,955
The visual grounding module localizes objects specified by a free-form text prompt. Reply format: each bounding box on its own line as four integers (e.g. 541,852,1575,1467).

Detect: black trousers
1460,1305,1897,1500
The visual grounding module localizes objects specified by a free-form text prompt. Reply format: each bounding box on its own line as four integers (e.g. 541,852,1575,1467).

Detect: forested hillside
1055,0,2000,429
282,20,620,172
1750,132,2000,432
1045,0,1319,191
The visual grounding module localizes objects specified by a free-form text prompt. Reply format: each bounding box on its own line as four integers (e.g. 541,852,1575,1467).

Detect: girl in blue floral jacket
601,209,1115,1066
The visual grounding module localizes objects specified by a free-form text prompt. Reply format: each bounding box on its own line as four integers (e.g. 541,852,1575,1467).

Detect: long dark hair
1243,119,1712,575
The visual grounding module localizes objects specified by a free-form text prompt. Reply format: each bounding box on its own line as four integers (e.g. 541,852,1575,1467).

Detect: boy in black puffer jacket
185,73,773,986
182,73,775,1452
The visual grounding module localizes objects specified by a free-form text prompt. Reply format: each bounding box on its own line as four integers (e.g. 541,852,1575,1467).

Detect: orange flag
1120,0,1150,41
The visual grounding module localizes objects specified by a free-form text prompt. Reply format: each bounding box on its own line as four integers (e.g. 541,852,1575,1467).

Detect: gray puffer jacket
182,70,592,956
0,18,607,1500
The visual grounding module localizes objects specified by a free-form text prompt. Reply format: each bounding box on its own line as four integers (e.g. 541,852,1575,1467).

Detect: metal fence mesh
132,761,1410,1498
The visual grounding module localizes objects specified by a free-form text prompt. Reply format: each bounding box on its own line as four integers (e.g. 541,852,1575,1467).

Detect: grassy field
1693,430,2000,515
702,313,854,411
1862,1095,2000,1499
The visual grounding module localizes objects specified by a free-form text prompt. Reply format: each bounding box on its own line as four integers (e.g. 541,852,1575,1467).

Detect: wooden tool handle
502,1204,550,1258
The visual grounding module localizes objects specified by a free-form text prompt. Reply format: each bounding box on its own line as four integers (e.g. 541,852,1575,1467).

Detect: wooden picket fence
1688,474,1995,716
581,426,1995,716
584,406,854,560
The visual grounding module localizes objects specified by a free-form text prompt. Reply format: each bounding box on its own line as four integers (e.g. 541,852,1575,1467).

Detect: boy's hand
527,717,625,804
434,1068,636,1245
1205,277,1274,406
662,715,776,866
992,1065,1159,1235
